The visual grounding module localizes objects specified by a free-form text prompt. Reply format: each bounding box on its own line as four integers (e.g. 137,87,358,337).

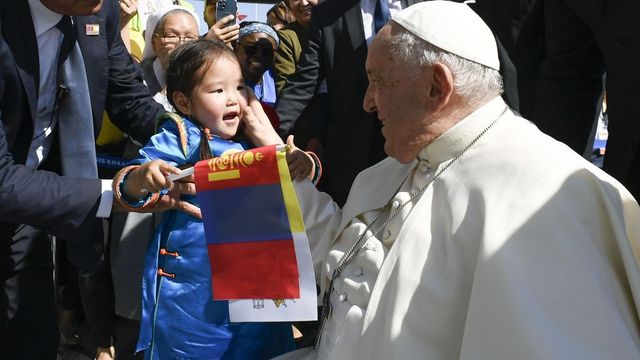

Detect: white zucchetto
391,1,500,70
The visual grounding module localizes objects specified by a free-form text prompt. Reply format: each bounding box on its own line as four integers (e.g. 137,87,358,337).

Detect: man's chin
385,144,416,164
42,0,103,16
79,1,103,15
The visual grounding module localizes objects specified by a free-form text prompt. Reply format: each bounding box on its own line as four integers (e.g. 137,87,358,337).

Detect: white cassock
280,97,640,360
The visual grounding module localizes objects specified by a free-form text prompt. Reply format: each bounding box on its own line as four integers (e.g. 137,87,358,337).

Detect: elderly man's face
363,25,435,164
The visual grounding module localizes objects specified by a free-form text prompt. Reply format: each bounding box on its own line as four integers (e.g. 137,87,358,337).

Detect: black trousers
78,237,115,349
0,225,58,360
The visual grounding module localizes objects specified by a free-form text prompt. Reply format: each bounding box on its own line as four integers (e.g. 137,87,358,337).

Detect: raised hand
205,15,240,45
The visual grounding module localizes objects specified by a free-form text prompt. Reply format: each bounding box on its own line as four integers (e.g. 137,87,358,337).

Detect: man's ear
428,63,454,112
172,91,190,115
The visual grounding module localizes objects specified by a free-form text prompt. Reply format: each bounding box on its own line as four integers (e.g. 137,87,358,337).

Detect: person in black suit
276,0,519,206
0,1,193,358
275,0,417,206
530,0,640,201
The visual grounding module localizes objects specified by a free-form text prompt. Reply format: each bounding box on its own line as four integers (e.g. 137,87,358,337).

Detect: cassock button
384,229,392,240
391,200,400,208
354,267,363,277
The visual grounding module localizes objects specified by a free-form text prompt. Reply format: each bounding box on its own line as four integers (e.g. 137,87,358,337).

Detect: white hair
387,25,503,105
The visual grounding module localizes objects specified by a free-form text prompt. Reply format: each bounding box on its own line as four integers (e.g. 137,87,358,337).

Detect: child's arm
121,160,182,200
286,135,322,184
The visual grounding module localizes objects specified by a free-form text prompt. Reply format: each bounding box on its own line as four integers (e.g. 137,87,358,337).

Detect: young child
113,39,319,359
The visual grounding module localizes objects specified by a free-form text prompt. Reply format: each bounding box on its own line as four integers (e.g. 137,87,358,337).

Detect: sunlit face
288,0,317,28
41,0,103,15
152,12,199,69
189,56,248,139
235,33,277,84
363,25,434,164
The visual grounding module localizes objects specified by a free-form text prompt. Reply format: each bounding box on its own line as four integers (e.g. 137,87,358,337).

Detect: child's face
190,57,248,140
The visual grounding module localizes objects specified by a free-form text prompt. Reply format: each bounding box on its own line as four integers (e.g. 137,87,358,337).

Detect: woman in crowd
273,0,316,93
273,0,327,169
234,21,280,109
266,1,296,30
140,5,200,110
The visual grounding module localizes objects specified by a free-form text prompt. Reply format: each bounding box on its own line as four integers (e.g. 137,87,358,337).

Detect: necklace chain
315,106,508,348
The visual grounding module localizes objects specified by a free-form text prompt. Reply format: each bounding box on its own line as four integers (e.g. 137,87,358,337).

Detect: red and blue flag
194,145,301,300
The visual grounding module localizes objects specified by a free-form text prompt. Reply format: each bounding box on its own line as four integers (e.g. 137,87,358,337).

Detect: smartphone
215,0,237,26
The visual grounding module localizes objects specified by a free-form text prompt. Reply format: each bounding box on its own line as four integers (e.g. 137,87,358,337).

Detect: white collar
28,0,64,37
418,97,509,166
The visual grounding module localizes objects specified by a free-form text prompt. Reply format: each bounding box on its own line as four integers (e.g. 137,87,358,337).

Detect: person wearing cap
272,2,640,359
274,0,520,208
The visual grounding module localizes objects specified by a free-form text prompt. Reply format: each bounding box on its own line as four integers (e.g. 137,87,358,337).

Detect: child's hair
166,39,241,160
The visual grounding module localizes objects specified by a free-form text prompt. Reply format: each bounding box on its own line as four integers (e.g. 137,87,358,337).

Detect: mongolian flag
194,145,302,300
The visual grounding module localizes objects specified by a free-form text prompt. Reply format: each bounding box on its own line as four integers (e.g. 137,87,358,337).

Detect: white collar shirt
26,0,64,168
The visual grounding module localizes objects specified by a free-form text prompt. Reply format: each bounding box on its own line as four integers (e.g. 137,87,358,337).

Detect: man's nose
363,87,376,113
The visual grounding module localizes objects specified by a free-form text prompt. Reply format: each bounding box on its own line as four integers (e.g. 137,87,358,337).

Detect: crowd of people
0,0,639,360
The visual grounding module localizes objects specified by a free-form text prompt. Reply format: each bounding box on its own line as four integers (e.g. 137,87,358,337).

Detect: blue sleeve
130,121,190,167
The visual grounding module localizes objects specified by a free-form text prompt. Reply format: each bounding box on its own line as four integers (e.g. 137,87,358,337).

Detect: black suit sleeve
0,19,102,238
0,120,102,239
103,0,164,144
276,22,325,137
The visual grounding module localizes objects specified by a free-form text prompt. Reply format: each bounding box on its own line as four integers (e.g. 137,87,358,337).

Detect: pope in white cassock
271,1,640,359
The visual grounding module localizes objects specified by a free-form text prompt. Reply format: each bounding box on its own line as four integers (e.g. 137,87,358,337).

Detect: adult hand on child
205,15,240,45
242,89,284,147
286,135,315,181
154,174,202,219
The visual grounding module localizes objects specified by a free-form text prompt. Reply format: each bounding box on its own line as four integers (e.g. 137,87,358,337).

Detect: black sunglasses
243,44,275,57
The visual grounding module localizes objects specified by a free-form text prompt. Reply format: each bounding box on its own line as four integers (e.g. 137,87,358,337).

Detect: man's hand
152,175,201,219
113,166,202,219
205,15,240,45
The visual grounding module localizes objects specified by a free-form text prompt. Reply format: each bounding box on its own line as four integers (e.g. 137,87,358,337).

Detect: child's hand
123,160,182,199
242,89,284,147
286,135,315,182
